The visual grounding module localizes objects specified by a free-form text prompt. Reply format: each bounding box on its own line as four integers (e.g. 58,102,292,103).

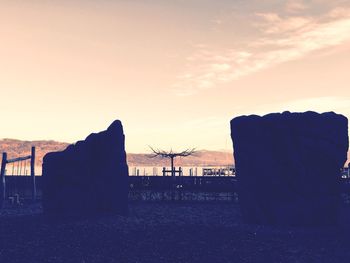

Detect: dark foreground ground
1,203,350,263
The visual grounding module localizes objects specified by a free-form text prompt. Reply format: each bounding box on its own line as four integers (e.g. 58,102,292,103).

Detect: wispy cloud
285,0,308,13
173,7,350,96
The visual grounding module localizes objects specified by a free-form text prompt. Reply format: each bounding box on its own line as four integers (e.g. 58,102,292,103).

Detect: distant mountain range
0,139,234,168
0,139,69,168
127,150,234,167
1,139,349,171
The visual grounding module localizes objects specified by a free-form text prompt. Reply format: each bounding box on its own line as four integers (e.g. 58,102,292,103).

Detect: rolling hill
1,139,349,173
0,139,234,170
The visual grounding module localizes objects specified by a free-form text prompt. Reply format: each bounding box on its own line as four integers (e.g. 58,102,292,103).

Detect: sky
0,0,350,153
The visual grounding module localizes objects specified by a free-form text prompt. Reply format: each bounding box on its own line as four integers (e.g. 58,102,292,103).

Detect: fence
129,166,235,177
0,147,36,207
129,176,237,201
4,176,43,202
3,175,350,203
2,176,237,203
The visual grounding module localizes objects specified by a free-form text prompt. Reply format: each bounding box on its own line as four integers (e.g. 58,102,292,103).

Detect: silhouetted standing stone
43,120,128,215
231,111,348,226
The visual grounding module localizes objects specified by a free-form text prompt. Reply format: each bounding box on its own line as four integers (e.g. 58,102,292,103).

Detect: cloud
285,0,308,13
255,13,312,34
173,7,350,96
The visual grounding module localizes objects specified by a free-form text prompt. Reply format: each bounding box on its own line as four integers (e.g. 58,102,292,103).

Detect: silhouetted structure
231,111,349,226
42,120,128,215
0,147,36,207
149,147,196,201
149,147,196,177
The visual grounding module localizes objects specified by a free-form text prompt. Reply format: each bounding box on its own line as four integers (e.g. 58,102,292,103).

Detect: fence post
0,152,7,207
30,147,36,201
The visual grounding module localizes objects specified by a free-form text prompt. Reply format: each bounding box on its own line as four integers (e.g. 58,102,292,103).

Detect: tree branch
148,146,196,158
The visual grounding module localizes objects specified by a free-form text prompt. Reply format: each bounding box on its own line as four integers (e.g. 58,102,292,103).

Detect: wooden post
0,152,7,207
171,157,176,201
19,160,22,176
30,146,36,201
178,167,183,201
171,157,175,177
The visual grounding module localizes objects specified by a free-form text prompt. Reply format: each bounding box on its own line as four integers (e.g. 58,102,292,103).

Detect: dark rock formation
42,120,128,215
231,111,348,226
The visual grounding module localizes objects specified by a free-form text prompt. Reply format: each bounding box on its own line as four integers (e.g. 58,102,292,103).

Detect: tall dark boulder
43,120,129,215
231,111,348,226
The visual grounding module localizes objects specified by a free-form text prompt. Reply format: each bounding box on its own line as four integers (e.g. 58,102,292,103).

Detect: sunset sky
0,0,350,153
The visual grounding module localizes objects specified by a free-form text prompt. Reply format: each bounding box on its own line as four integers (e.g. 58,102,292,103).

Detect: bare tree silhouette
149,147,196,176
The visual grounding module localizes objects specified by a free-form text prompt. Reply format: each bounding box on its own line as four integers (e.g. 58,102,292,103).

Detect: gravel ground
1,202,350,263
